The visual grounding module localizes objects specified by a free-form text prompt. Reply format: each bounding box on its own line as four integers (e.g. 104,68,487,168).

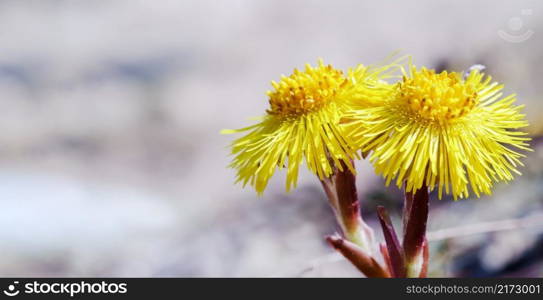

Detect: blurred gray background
0,0,542,277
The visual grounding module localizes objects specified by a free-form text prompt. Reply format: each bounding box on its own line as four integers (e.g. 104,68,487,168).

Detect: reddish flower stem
402,184,429,277
320,161,374,253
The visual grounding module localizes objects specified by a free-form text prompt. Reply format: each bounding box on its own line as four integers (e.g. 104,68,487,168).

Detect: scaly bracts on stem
326,234,390,278
377,206,406,277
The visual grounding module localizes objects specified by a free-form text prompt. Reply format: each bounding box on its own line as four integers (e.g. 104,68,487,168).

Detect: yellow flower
223,59,395,194
345,64,531,200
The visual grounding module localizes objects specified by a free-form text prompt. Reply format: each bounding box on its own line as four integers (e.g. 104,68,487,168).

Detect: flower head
345,64,531,199
223,59,394,194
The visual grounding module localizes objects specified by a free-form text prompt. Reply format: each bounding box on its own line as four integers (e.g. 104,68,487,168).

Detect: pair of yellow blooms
223,58,531,200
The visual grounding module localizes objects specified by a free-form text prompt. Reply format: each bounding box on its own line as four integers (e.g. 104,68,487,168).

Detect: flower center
267,61,350,118
398,68,478,124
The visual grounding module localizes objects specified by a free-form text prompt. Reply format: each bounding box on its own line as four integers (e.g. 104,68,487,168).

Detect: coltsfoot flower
223,59,395,194
345,64,531,199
